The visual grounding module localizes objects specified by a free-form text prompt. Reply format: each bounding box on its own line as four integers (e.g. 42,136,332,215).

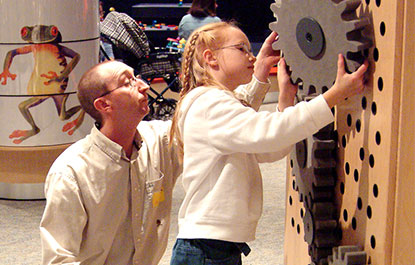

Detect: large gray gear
269,0,372,95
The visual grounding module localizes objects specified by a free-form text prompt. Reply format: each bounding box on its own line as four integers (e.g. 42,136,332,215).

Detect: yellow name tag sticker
152,187,165,207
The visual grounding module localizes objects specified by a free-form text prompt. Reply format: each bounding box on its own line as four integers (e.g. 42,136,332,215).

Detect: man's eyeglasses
98,75,145,98
214,43,253,55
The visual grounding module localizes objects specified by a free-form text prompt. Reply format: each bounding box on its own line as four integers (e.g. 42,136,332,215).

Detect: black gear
291,113,341,264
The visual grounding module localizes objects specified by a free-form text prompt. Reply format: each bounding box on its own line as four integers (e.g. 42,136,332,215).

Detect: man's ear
93,97,111,113
203,49,218,67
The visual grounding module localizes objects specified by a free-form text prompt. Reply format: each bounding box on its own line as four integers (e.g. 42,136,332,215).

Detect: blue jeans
170,239,250,265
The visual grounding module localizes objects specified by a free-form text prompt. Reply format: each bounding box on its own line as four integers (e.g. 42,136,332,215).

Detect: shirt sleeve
40,171,87,265
200,93,333,156
234,76,271,111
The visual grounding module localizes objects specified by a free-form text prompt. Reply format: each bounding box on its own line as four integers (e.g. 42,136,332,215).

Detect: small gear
327,245,367,265
269,0,372,95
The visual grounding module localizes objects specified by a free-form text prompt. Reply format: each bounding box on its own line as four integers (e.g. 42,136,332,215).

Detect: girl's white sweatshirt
177,82,334,243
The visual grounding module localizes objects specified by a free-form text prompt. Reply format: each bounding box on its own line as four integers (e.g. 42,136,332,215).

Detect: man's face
100,61,150,122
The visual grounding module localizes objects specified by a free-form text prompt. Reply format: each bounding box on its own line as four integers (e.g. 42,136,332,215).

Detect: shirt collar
90,125,142,162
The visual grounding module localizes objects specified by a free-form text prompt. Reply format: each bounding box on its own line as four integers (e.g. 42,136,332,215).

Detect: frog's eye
50,26,58,37
21,27,29,38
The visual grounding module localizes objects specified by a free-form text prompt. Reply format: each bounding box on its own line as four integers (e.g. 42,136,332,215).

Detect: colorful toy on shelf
166,37,186,53
137,20,178,31
167,25,179,31
178,0,183,6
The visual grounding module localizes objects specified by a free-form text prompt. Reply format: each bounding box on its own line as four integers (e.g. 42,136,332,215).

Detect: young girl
169,22,368,264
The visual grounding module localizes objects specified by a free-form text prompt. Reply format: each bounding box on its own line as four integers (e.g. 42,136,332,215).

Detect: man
39,52,276,264
40,60,181,265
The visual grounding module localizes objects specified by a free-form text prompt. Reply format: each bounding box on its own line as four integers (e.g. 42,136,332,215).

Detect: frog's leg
62,110,85,135
52,94,84,135
9,97,47,144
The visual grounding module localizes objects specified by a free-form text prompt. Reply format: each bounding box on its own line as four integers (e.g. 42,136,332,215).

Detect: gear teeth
336,0,362,13
269,21,278,32
270,2,281,15
344,18,370,32
271,38,282,51
345,40,371,53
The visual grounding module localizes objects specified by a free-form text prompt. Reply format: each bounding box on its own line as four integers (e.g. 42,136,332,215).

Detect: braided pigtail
169,21,240,160
180,31,200,97
169,30,201,159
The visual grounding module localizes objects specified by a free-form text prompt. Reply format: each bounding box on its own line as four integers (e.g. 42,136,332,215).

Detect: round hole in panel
342,135,347,148
300,208,304,218
347,114,352,127
290,159,293,168
354,169,359,182
369,154,375,168
370,235,376,249
291,217,295,227
352,217,357,230
365,0,370,5
378,77,383,92
289,195,293,205
292,179,296,190
375,0,381,7
367,205,372,219
375,131,381,145
345,162,350,175
359,148,365,161
372,102,377,115
362,96,367,109
373,48,379,62
343,209,348,222
297,224,301,234
356,119,361,132
373,184,379,198
357,197,363,210
340,182,345,195
380,21,386,36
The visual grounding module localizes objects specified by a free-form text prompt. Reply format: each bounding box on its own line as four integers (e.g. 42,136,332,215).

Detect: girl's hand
323,54,368,108
277,58,298,111
254,31,281,82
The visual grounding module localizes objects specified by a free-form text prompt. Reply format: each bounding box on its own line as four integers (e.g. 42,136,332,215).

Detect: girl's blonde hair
169,21,240,158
